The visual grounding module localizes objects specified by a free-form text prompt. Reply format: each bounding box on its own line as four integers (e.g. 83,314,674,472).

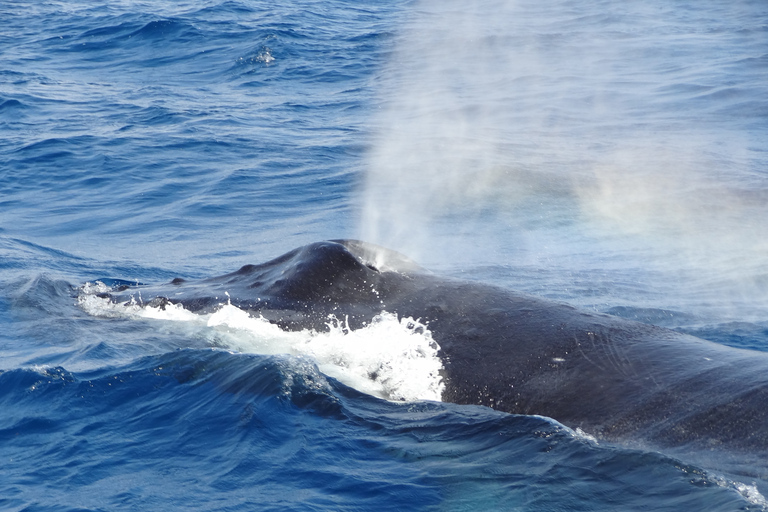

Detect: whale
98,239,768,473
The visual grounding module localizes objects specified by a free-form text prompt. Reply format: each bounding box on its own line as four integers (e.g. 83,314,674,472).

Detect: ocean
2,0,768,510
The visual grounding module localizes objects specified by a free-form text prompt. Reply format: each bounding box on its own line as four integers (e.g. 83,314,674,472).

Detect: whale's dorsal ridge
219,241,389,303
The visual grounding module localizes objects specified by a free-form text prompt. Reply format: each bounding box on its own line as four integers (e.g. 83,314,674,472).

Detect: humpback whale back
96,240,768,465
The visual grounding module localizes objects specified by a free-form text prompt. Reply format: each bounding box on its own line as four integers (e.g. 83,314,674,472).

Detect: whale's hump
209,240,422,305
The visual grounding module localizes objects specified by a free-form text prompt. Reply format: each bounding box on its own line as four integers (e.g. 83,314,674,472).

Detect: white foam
710,475,768,509
77,283,444,402
572,427,599,445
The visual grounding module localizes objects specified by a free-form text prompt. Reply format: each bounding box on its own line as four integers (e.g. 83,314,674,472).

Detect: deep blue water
2,0,768,510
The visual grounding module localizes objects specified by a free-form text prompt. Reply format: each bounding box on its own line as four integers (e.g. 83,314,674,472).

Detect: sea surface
2,0,768,510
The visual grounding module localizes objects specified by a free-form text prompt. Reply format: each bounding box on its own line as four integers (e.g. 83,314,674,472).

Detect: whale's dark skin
102,240,768,465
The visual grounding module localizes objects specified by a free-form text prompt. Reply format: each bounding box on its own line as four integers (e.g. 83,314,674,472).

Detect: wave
1,348,765,511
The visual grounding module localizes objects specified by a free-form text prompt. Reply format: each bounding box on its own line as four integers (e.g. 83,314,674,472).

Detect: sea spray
78,283,445,402
359,0,768,321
